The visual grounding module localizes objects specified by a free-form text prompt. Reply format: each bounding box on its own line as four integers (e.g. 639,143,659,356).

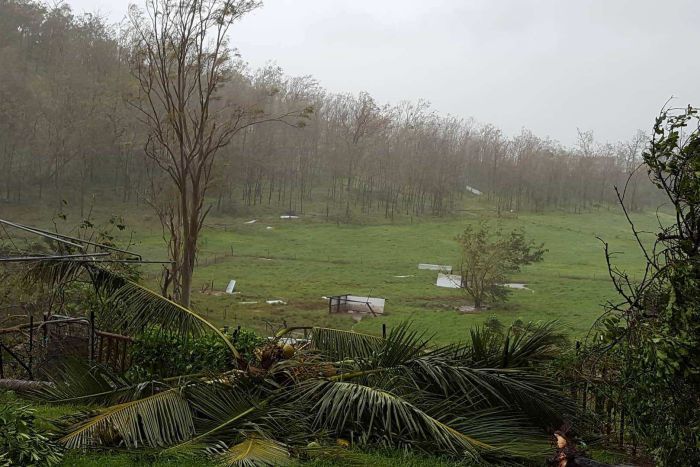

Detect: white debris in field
244,219,257,224
280,215,299,219
466,185,482,196
436,273,463,288
418,263,452,273
501,283,534,292
225,280,236,294
239,301,258,305
393,275,414,278
266,299,286,305
457,305,478,313
266,226,273,230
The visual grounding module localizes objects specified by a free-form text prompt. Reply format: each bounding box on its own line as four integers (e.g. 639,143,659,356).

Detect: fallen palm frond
164,381,268,455
59,388,194,449
468,320,566,368
298,379,486,459
28,359,136,405
24,319,574,464
310,327,384,360
217,436,291,467
92,267,238,358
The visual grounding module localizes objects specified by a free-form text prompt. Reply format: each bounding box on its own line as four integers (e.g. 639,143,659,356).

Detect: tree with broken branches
127,0,310,306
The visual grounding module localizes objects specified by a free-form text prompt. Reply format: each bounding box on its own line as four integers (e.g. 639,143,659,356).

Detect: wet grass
3,197,663,343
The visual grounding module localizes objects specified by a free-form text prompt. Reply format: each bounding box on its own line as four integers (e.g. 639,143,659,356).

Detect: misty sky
66,0,699,147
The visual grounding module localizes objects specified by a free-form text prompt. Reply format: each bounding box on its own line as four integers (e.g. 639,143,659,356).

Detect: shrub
231,327,267,361
0,402,63,466
127,328,265,379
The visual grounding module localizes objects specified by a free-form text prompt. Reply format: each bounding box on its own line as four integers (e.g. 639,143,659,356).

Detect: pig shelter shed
327,295,386,317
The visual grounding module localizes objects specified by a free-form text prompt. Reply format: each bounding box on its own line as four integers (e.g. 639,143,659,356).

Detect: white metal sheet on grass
266,300,287,305
436,273,463,288
502,283,533,292
418,264,452,273
225,280,236,294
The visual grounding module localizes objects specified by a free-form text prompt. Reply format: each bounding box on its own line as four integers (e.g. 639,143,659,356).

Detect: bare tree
127,0,307,306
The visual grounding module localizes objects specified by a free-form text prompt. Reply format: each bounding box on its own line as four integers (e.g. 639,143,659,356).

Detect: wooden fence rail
0,314,133,379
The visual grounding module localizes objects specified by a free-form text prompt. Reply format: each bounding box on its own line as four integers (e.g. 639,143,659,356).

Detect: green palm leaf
468,321,566,368
27,359,136,405
59,388,194,448
24,258,87,289
299,379,487,458
310,327,384,360
503,321,566,367
93,268,239,359
217,436,290,467
165,381,265,455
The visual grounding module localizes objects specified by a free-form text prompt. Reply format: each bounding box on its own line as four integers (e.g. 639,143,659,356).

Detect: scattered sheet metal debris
225,280,236,294
457,305,478,313
436,273,463,288
266,226,273,230
502,283,533,292
418,263,452,273
280,215,299,219
244,219,257,224
266,299,287,305
239,301,258,305
393,275,415,278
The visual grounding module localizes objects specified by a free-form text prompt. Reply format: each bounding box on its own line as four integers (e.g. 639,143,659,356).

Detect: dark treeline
0,0,657,219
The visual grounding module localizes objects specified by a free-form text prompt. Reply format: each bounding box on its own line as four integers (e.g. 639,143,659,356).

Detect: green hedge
127,328,264,379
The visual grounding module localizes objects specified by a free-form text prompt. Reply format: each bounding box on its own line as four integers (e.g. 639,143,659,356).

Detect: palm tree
18,259,575,465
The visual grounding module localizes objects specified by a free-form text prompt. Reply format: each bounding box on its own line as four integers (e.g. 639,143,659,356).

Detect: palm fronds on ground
14,307,573,465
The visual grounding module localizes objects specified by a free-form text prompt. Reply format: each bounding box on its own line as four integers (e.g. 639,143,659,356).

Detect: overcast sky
66,0,699,146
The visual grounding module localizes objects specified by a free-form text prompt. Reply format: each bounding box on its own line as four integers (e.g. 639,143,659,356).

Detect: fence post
42,312,48,345
619,409,625,447
0,345,4,379
28,315,33,380
382,323,387,339
89,310,95,363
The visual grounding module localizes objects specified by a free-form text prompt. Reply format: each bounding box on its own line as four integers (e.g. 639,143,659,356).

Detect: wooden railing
94,330,133,374
0,314,133,379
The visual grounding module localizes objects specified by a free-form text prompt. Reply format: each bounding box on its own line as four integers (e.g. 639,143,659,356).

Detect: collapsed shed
327,294,385,316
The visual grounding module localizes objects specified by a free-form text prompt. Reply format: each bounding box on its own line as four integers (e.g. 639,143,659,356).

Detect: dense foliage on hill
0,0,658,219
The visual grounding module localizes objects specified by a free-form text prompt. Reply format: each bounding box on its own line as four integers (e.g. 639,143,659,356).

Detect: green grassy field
3,198,658,466
3,197,665,343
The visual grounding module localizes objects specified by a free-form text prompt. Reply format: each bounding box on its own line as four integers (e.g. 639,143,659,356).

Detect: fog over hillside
65,0,700,145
